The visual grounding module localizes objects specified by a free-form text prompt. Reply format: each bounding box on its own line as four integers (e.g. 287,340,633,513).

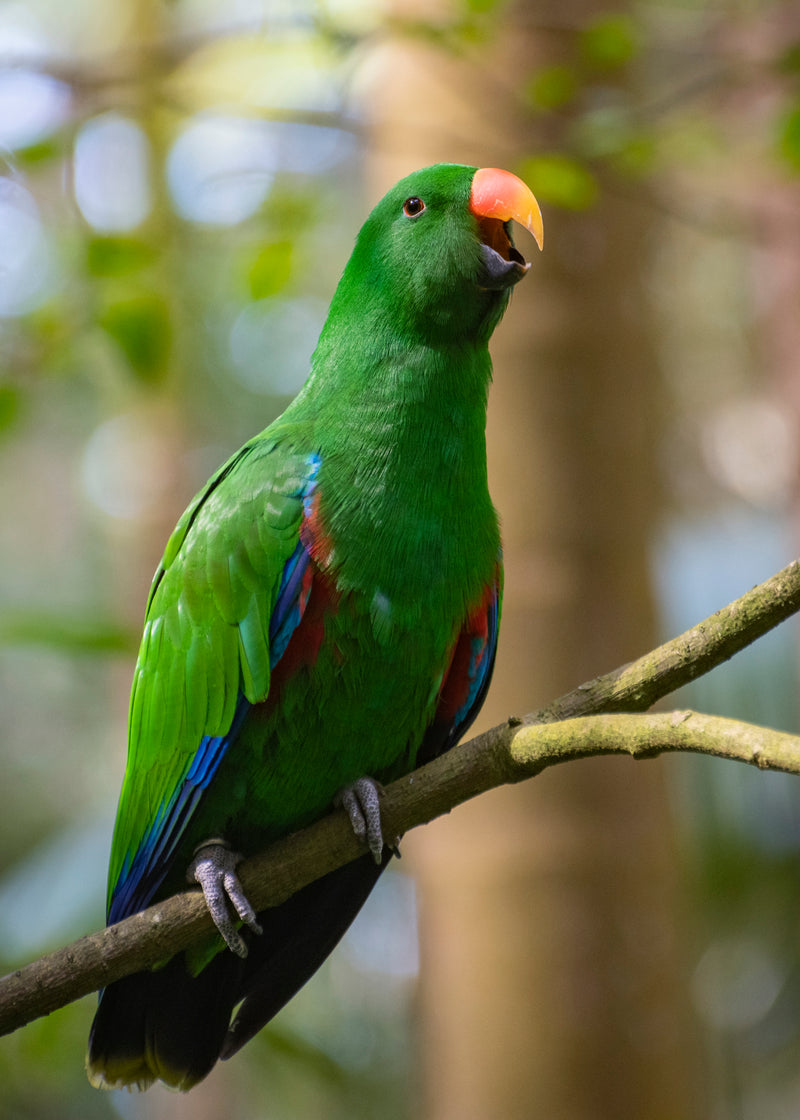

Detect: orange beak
469,167,544,251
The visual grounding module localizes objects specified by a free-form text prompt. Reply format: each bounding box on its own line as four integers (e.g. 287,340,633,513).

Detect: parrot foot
336,777,389,865
188,839,262,959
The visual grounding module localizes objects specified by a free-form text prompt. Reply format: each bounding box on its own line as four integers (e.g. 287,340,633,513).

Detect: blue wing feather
109,700,250,922
107,453,320,924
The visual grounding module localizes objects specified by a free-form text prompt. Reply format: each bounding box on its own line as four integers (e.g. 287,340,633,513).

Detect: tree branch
534,557,800,722
1,559,799,1038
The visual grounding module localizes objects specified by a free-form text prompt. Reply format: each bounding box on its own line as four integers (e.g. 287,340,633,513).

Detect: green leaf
526,65,578,111
86,236,156,277
0,610,137,654
247,240,294,300
777,103,800,173
0,385,20,434
580,14,639,71
776,42,800,75
14,136,65,167
610,133,657,177
518,153,598,211
99,294,171,383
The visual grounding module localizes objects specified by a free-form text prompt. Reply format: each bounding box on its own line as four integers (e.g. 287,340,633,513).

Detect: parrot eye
403,197,426,218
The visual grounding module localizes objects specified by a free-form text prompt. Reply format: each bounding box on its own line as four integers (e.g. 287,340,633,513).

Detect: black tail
223,849,389,1058
87,948,245,1090
87,851,389,1090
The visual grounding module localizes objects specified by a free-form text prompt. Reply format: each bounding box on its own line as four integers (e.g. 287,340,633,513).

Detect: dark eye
403,196,426,218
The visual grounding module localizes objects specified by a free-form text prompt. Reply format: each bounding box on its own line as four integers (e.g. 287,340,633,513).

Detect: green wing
107,431,319,916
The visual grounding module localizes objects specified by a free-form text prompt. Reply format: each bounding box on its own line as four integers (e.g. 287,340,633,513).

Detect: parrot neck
306,325,494,480
288,327,499,608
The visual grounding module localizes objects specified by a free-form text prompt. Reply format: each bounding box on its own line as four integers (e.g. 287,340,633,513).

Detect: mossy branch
0,559,799,1038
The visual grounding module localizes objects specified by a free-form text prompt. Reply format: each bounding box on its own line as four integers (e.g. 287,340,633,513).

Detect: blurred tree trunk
367,5,705,1118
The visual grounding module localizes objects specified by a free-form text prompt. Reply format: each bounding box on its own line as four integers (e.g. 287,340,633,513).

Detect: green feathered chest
306,343,500,627
182,382,500,856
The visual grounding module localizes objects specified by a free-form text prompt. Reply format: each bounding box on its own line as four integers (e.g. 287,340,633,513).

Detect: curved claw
188,840,262,958
337,777,387,865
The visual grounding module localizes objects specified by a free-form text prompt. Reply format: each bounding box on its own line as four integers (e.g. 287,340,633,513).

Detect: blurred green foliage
519,151,599,210
526,65,579,112
0,386,19,434
99,294,172,384
86,236,158,279
247,240,295,300
0,611,136,654
580,13,640,71
778,102,800,172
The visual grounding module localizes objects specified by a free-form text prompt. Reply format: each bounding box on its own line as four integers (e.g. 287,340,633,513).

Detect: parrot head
323,163,543,346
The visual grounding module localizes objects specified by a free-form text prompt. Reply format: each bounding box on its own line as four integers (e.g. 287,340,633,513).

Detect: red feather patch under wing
422,580,499,764
259,568,338,712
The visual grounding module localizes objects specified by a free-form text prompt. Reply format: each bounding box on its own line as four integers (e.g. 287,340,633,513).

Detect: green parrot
86,162,543,1091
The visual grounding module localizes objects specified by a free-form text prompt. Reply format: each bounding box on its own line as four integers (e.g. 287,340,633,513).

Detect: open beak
469,167,543,290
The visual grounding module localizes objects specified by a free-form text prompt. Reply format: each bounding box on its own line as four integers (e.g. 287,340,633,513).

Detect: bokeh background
1,0,799,1117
